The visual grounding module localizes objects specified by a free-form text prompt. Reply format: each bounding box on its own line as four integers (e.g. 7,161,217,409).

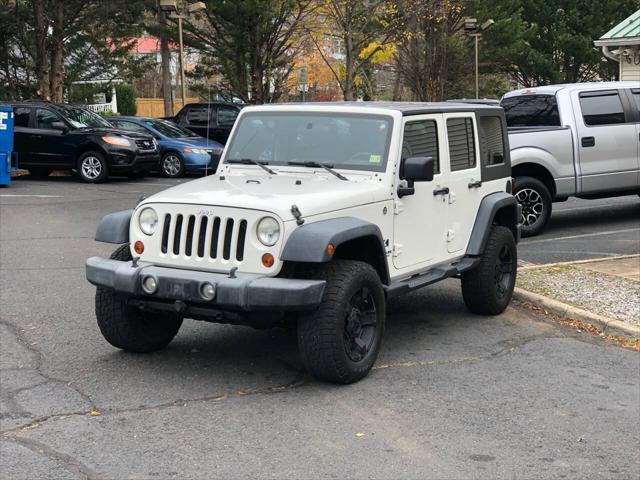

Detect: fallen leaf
356,432,365,438
89,410,101,417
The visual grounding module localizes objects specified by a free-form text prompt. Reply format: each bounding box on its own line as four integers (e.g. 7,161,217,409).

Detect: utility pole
177,15,186,108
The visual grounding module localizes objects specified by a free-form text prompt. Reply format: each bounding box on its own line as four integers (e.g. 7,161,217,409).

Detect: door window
447,118,476,171
579,91,626,126
217,106,239,128
501,95,560,127
401,120,439,174
14,107,31,127
186,106,213,126
35,108,61,129
631,90,640,117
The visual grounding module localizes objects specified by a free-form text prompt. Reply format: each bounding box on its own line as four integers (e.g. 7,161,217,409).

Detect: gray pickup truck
501,82,640,236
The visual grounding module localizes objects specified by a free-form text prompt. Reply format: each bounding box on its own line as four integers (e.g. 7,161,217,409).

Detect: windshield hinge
291,205,304,226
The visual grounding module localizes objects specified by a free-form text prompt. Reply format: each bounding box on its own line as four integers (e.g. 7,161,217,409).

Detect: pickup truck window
579,91,626,126
217,106,239,128
402,120,440,174
447,118,476,171
630,90,639,115
479,116,505,166
501,95,560,127
186,106,213,126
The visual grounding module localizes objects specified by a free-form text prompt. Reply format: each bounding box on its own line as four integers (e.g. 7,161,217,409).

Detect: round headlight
256,216,280,246
138,207,158,236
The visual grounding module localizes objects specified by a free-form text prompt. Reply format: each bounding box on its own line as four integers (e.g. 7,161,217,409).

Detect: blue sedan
109,116,224,177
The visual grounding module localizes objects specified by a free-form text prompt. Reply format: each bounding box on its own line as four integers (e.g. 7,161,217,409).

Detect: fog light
262,253,275,268
134,240,144,255
200,282,216,301
141,275,158,294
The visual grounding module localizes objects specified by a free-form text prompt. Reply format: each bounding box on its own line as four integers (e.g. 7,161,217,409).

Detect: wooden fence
135,98,200,118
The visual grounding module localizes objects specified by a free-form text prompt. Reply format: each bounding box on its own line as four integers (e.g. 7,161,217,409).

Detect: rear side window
447,118,476,171
478,116,505,166
402,120,439,174
501,95,560,127
14,107,31,127
579,91,626,126
217,106,239,128
629,89,639,117
186,106,213,126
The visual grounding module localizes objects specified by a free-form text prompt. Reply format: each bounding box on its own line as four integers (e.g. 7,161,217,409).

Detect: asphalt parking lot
1,175,639,479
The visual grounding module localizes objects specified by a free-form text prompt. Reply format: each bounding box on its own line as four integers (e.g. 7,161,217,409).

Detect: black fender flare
281,217,390,284
466,192,520,256
95,209,133,244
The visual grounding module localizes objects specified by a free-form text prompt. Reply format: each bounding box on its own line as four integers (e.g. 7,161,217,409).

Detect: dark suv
167,102,241,144
10,102,159,183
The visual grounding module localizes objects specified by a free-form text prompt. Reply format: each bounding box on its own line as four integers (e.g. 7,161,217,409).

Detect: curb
518,254,640,271
513,287,640,340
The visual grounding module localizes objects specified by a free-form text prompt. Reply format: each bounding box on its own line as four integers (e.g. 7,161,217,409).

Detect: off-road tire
513,176,552,237
461,226,517,315
298,260,385,384
95,244,183,352
77,151,109,183
29,168,51,178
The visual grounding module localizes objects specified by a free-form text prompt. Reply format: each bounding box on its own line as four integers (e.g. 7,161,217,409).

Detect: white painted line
0,194,63,198
522,228,640,245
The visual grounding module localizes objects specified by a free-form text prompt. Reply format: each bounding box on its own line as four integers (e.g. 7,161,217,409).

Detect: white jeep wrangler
87,103,520,384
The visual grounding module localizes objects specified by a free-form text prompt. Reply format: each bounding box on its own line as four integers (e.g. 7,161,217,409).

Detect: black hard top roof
270,101,505,116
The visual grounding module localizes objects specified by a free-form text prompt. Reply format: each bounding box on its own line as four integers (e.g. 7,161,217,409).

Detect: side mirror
398,156,434,198
51,121,68,133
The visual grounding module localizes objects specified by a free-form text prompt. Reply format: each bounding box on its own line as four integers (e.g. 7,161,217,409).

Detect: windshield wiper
227,158,277,175
287,161,348,181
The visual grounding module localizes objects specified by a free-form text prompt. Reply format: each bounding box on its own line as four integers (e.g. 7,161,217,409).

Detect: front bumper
86,256,325,311
107,149,160,172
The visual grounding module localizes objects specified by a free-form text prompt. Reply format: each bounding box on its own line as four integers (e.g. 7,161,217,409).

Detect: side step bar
384,257,479,299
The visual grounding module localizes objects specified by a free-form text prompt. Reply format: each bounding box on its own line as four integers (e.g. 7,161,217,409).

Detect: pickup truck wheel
514,176,552,237
77,151,108,183
461,226,517,315
298,260,385,384
95,244,183,353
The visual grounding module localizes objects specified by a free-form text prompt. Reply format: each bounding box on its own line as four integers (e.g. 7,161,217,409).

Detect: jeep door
393,115,449,271
573,89,638,192
442,113,484,254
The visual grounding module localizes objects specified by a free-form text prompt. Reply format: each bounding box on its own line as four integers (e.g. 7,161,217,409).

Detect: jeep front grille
160,213,248,262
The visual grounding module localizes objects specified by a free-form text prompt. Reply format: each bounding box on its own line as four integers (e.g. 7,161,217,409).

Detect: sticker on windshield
369,154,382,164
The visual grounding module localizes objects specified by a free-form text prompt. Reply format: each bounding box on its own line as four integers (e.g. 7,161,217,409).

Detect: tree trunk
344,32,355,101
49,0,65,102
158,6,173,116
32,0,49,100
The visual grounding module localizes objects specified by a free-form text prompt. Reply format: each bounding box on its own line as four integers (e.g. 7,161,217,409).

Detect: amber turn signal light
133,240,144,255
326,243,335,255
261,253,274,268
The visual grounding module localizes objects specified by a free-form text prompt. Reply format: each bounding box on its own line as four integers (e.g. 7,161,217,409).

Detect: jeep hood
141,171,389,221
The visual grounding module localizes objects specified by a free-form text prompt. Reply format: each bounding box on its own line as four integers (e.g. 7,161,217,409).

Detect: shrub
115,84,137,116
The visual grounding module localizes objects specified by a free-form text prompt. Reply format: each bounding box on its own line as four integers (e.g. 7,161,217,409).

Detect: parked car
109,116,223,178
87,102,519,384
164,102,242,144
501,82,640,236
7,101,159,183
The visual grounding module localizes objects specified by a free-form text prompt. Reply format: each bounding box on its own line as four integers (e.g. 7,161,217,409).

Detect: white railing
85,103,114,113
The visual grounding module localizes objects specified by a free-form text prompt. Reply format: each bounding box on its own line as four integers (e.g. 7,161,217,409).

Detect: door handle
433,187,450,196
581,136,595,147
468,180,482,189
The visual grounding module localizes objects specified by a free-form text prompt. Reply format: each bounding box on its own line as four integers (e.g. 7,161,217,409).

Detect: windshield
225,112,392,172
59,106,112,128
145,118,198,138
